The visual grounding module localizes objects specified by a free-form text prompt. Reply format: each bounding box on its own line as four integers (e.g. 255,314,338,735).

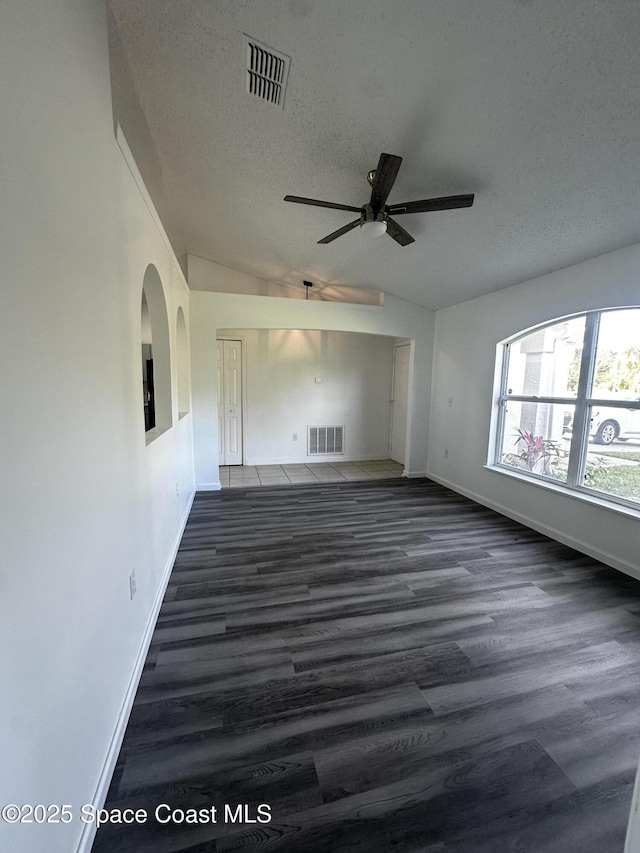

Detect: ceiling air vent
243,35,290,108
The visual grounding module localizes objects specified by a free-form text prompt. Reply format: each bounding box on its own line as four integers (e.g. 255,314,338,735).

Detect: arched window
141,264,172,438
176,307,190,418
494,308,640,508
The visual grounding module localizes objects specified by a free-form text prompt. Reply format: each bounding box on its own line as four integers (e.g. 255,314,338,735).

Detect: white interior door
390,343,410,465
216,339,243,465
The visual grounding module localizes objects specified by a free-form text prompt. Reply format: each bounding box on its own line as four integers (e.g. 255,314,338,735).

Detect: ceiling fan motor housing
361,204,387,226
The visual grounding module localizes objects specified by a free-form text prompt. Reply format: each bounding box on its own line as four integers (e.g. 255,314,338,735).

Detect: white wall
218,328,395,464
187,254,383,305
428,243,640,577
0,2,195,851
190,266,435,489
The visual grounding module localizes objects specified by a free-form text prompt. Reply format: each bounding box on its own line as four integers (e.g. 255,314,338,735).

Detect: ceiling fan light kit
363,217,388,237
284,153,474,247
361,206,388,236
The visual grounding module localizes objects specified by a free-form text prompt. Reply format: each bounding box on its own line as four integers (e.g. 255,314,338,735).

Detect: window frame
493,308,640,512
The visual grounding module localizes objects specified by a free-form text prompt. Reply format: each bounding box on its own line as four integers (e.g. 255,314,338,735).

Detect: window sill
485,463,640,521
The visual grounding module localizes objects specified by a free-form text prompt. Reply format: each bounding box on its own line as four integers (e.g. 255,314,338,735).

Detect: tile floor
219,458,404,488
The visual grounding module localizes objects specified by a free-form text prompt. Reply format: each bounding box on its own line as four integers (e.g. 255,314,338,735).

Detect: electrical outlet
129,569,137,600
175,482,180,498
444,448,449,459
293,433,298,441
448,397,453,408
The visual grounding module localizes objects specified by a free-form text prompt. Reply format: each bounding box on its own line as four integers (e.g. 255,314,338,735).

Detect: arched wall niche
141,263,172,437
176,306,190,418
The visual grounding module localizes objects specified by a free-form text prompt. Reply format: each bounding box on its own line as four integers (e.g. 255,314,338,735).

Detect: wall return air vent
243,35,290,107
308,426,345,456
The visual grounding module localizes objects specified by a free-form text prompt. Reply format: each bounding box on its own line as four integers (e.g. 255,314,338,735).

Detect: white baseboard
404,470,428,479
426,472,640,582
196,481,222,491
76,488,196,853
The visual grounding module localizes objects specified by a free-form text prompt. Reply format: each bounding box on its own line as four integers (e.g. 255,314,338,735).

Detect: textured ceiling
108,0,640,310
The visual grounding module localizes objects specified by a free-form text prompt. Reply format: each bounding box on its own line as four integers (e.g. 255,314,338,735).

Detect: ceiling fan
284,152,474,247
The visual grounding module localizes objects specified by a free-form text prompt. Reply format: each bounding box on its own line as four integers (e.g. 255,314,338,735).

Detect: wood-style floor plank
92,478,640,852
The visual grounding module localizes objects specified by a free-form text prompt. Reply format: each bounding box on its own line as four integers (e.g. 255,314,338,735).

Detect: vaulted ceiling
108,0,640,310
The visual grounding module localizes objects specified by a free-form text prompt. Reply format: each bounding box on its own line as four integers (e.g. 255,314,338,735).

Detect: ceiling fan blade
387,193,475,215
317,218,361,244
284,195,362,213
385,216,415,246
369,153,402,212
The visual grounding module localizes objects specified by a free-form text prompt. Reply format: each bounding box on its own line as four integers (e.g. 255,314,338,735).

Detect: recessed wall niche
141,291,154,430
176,307,190,418
140,264,172,438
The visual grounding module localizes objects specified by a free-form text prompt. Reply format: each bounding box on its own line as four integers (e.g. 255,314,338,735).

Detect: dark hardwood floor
92,478,640,852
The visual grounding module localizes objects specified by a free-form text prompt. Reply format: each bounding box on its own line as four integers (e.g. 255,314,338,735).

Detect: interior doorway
217,339,243,465
390,342,410,465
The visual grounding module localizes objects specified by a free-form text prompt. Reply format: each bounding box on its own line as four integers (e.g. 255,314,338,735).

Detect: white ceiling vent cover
243,35,290,108
308,426,345,456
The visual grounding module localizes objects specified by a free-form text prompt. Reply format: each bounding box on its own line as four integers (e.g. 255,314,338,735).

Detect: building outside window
494,308,640,508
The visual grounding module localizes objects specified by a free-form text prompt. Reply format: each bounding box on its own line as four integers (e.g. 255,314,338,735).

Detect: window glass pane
583,405,640,501
592,309,640,401
500,401,572,482
585,400,640,446
505,316,585,398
